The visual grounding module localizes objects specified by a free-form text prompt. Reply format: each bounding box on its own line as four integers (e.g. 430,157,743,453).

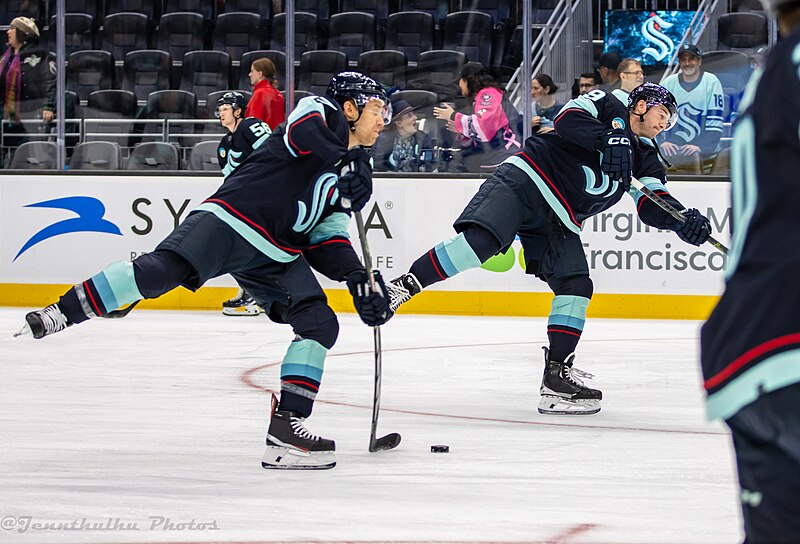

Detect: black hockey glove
671,208,712,246
346,269,390,327
596,129,633,192
337,147,373,212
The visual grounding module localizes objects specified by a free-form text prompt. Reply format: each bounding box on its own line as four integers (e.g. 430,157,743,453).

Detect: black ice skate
14,303,71,339
538,348,602,415
261,395,336,470
222,288,262,316
386,273,422,316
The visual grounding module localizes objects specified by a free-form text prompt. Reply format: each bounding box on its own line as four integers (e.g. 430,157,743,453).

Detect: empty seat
187,140,221,171
292,0,331,21
69,141,122,170
104,0,156,21
66,50,113,104
270,13,319,61
410,50,467,100
9,142,58,170
443,11,494,67
501,25,543,70
126,142,180,170
328,13,376,64
122,50,172,104
454,0,513,24
298,51,348,95
357,50,408,89
717,12,769,53
46,14,94,57
213,12,262,63
397,0,450,27
65,0,99,18
223,0,272,22
163,0,215,22
85,89,137,146
0,0,39,25
239,50,286,90
99,12,149,66
385,11,435,64
144,90,197,144
180,51,231,114
155,12,204,65
339,0,389,30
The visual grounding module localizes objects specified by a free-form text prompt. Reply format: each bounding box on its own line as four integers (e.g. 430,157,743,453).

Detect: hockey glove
596,129,633,192
337,147,373,212
346,269,391,327
672,208,712,246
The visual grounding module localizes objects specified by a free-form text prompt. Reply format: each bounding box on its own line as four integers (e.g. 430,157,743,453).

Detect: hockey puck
430,445,449,453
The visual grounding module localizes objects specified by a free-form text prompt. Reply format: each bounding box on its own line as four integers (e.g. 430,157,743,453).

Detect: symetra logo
15,196,122,261
641,13,674,63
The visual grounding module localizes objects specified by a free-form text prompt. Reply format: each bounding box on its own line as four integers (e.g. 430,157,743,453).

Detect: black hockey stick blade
370,432,402,452
104,300,140,319
631,177,729,255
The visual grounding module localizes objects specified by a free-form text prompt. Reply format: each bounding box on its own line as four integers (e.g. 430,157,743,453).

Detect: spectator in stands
245,58,286,131
597,52,622,91
660,44,725,173
574,72,601,97
529,74,564,134
432,62,522,172
372,99,434,172
612,58,644,104
0,17,55,165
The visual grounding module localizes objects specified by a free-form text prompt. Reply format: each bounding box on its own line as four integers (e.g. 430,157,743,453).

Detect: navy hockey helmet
627,82,678,130
326,71,391,126
215,91,248,118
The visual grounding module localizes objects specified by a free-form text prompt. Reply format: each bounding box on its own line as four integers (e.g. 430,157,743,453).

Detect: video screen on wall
604,10,699,65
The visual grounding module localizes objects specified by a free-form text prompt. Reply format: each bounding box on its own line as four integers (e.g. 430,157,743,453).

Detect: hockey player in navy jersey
387,82,712,415
701,0,800,539
17,72,392,470
214,91,274,316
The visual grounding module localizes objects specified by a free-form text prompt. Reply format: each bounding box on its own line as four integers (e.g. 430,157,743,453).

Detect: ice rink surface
0,308,742,543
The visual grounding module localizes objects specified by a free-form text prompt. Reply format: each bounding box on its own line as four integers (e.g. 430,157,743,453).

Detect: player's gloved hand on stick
337,147,373,211
596,129,633,192
346,269,390,326
672,208,712,246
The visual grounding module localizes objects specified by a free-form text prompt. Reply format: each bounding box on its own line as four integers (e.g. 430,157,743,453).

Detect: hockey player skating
17,72,392,470
387,83,712,415
701,0,800,539
214,91,273,316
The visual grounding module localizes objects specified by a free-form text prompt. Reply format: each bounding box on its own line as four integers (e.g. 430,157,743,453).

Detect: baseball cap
598,52,622,70
677,43,703,58
457,61,487,82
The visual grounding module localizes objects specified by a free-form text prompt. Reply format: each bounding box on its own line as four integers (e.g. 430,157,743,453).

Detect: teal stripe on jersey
706,348,800,420
548,295,590,330
93,261,143,311
309,212,350,245
506,156,581,234
193,204,299,263
281,338,328,383
563,94,599,118
433,233,481,277
632,175,669,206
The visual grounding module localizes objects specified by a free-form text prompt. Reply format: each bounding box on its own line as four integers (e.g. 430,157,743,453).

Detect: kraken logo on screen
641,13,675,63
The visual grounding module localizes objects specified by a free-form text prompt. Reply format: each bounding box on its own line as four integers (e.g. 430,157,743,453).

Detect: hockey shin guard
546,275,593,362
58,261,144,324
409,226,500,288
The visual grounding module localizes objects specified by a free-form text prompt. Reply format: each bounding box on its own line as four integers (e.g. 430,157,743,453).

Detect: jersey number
584,89,606,102
250,122,271,138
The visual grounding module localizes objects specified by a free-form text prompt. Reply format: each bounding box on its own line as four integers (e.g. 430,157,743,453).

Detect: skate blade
538,395,600,415
261,445,335,470
222,305,263,316
13,322,32,338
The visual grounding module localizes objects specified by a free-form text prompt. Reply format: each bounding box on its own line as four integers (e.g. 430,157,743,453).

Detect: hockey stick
631,177,729,255
104,300,140,318
345,199,402,453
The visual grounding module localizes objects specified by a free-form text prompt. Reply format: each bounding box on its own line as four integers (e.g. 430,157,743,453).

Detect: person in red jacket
245,58,286,130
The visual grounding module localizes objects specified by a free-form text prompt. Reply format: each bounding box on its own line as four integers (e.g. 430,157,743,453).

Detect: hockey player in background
17,72,392,470
387,83,712,415
701,0,800,539
214,91,273,316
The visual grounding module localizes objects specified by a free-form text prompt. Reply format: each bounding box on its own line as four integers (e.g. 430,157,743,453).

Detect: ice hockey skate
386,273,422,315
261,395,336,470
538,348,602,415
14,303,70,339
222,288,262,316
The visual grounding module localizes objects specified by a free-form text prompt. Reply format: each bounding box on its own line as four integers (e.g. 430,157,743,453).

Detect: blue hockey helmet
628,82,678,130
326,71,391,125
215,91,248,119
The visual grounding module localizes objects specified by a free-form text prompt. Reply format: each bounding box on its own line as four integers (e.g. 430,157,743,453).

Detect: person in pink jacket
433,62,522,171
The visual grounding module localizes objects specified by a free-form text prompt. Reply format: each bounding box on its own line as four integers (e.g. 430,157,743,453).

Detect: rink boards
0,174,730,319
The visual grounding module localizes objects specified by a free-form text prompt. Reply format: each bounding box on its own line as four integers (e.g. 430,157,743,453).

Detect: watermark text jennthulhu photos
1,515,220,534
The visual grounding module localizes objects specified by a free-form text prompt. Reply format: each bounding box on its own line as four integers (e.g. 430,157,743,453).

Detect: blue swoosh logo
14,196,122,261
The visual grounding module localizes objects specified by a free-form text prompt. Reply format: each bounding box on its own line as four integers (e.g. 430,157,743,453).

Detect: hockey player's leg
17,250,195,339
262,298,338,470
538,274,601,414
388,225,502,314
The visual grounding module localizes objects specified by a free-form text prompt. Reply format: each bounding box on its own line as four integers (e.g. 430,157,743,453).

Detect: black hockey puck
431,445,449,453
